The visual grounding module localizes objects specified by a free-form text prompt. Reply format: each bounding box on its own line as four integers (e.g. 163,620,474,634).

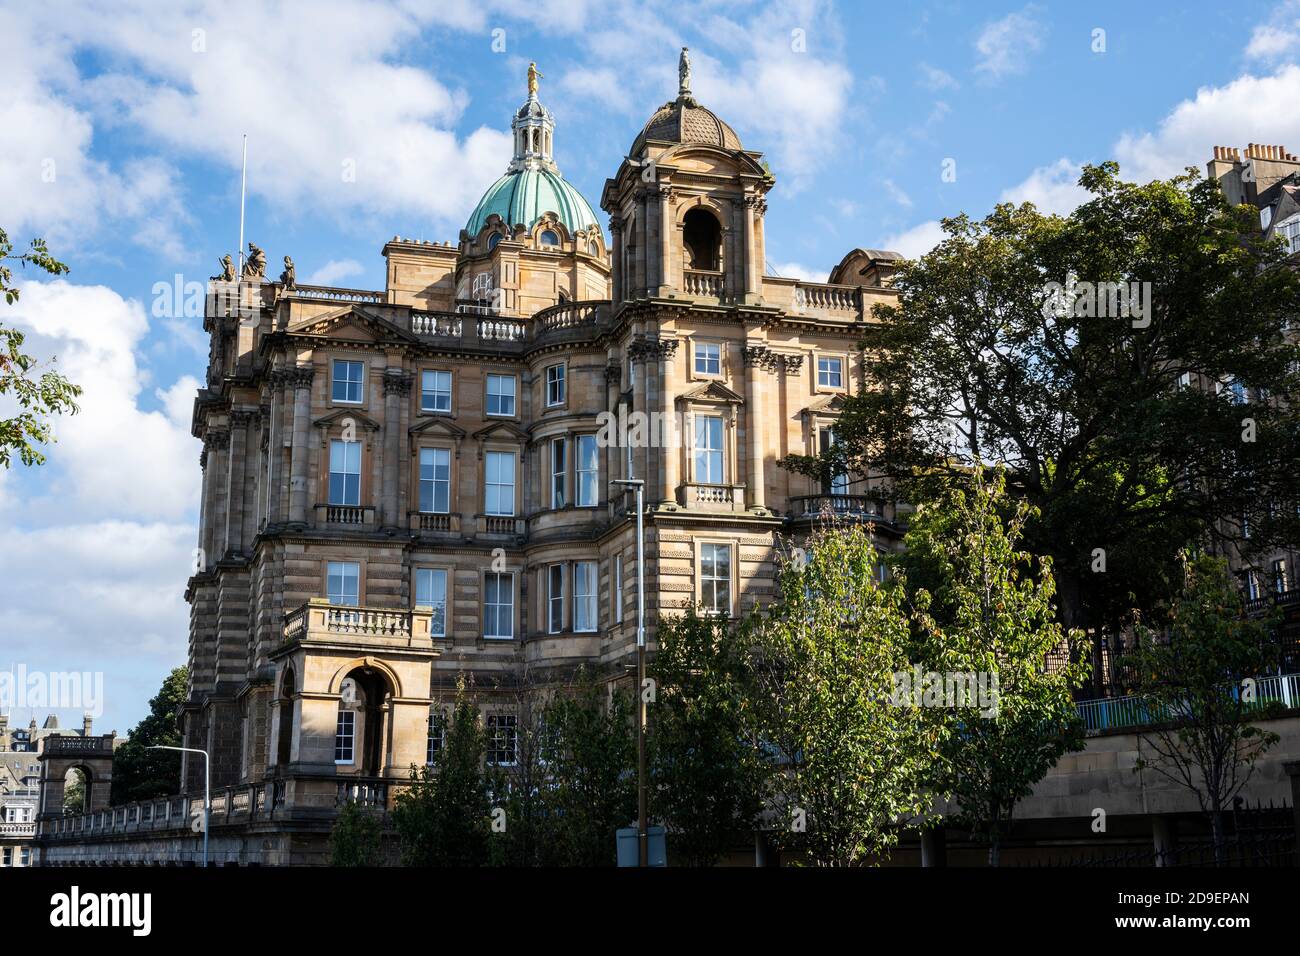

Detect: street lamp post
612,477,648,867
149,745,209,867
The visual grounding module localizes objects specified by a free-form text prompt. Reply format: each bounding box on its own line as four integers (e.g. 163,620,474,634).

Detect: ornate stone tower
602,47,772,307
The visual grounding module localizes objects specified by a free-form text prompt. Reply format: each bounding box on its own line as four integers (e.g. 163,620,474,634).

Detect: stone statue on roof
678,47,691,96
242,242,266,279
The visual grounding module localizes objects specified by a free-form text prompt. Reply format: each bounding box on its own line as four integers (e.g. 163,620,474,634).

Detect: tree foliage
900,468,1091,865
0,229,82,467
1128,554,1282,860
784,164,1300,663
746,522,940,866
534,675,636,867
392,694,492,866
329,800,384,866
110,666,188,804
650,607,765,867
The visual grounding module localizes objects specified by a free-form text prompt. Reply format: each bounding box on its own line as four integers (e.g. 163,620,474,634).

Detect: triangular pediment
313,408,381,431
287,305,419,345
472,421,529,443
410,416,467,439
677,380,745,405
802,393,849,417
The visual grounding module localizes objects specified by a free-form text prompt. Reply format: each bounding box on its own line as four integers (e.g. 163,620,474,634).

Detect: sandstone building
168,60,902,831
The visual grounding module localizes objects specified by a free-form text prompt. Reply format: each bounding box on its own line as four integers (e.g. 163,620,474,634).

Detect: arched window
487,232,502,250
683,208,721,271
539,230,560,247
588,240,599,256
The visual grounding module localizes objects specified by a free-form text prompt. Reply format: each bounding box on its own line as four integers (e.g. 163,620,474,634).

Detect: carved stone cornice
655,337,681,361
744,343,778,371
290,365,315,390
627,336,656,364
383,370,414,395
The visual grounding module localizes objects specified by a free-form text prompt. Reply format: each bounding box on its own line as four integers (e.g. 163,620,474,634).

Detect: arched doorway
276,666,296,768
335,666,393,776
62,767,90,814
683,208,722,271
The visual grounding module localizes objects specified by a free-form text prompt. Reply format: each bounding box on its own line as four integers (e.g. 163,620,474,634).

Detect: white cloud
0,519,193,727
882,178,914,209
1000,158,1089,215
1114,65,1300,183
1246,2,1300,61
974,6,1047,80
2,280,199,522
306,259,366,287
918,63,959,91
878,220,946,259
770,261,828,282
1246,23,1300,60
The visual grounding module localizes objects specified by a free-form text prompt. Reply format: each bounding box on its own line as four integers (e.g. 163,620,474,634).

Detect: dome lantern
463,63,602,240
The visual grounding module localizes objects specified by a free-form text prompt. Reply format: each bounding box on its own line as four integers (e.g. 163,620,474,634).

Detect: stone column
658,184,673,296
742,194,759,302
630,335,649,483
265,373,284,526
205,429,229,558
225,410,254,557
287,364,315,527
744,344,770,512
381,369,409,531
642,189,655,295
658,338,679,508
609,216,623,304
603,362,622,508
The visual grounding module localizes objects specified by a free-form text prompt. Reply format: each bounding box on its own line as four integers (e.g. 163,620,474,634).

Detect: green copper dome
465,167,600,236
464,72,602,240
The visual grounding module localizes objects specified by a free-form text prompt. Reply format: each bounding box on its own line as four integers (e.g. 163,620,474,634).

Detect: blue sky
3,0,1300,736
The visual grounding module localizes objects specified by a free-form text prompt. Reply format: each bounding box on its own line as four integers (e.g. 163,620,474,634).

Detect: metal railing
1076,672,1300,733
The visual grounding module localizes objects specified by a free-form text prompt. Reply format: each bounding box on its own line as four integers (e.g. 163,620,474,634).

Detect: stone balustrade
280,599,434,648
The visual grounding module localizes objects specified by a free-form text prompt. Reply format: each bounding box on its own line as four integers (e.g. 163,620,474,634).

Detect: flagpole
237,133,248,276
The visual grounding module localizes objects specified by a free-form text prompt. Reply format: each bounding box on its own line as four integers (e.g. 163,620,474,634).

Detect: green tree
901,467,1091,866
329,800,384,866
0,229,82,467
649,607,765,866
785,164,1300,682
485,667,556,867
746,521,940,866
110,666,188,804
392,693,491,866
63,771,87,813
537,674,636,867
1128,554,1282,863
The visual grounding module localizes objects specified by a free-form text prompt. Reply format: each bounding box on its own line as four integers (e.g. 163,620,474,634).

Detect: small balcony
281,599,436,650
408,511,461,534
683,269,725,299
477,514,525,537
788,494,884,520
315,504,376,528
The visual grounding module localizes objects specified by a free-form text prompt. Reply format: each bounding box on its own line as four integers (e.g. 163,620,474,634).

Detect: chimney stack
83,713,93,737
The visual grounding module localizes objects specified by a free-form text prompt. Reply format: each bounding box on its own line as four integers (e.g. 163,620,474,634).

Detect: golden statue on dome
527,61,543,96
